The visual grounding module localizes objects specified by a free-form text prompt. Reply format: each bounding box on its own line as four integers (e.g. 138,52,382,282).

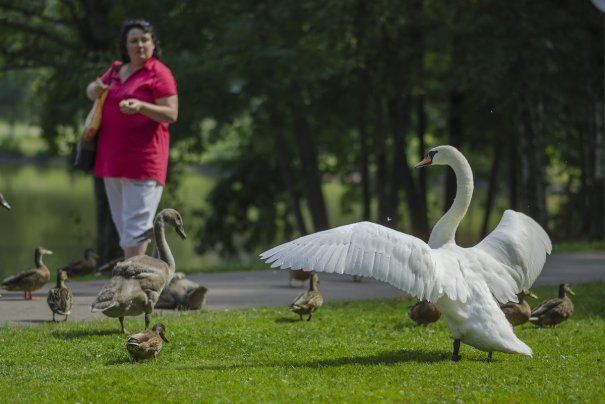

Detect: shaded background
0,0,603,276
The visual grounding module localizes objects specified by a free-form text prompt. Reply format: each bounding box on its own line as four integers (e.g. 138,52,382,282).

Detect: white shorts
103,178,163,249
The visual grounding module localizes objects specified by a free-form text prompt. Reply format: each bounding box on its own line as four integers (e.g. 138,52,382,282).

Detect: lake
0,163,219,280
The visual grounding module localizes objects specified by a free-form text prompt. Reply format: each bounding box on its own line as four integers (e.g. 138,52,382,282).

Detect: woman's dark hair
119,19,162,63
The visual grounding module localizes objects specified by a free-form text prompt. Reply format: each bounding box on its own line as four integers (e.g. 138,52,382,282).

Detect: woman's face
126,28,154,66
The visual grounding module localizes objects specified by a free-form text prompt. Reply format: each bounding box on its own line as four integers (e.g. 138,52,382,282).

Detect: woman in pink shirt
86,19,178,258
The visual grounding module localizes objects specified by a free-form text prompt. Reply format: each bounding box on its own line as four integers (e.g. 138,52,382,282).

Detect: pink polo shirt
94,57,177,185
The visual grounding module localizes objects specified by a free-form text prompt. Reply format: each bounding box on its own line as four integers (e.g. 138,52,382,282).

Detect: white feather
260,145,551,358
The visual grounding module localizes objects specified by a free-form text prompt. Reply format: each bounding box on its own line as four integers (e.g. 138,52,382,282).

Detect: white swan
260,145,552,362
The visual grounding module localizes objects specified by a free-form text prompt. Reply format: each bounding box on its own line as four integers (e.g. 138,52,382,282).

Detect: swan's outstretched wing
260,221,442,301
470,210,552,303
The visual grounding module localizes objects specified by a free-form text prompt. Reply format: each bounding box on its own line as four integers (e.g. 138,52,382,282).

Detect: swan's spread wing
260,221,439,301
470,210,552,303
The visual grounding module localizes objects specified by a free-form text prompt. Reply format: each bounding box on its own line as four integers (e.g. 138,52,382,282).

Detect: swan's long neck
154,219,176,273
428,151,473,248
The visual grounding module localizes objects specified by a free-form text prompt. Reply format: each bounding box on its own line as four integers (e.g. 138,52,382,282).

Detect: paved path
0,251,603,327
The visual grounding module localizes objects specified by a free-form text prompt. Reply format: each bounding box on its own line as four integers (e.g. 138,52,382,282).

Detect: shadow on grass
274,317,300,323
178,349,449,372
51,328,121,340
106,357,133,365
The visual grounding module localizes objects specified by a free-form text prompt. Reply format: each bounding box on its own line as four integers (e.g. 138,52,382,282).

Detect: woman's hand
86,78,108,101
118,95,178,123
119,99,143,114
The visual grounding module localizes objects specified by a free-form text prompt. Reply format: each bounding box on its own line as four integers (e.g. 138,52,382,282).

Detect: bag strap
104,63,121,88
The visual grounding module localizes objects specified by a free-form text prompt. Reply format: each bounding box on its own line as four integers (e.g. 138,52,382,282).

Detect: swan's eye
428,150,438,159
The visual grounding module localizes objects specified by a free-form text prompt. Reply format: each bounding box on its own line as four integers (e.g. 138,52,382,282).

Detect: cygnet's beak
176,225,187,240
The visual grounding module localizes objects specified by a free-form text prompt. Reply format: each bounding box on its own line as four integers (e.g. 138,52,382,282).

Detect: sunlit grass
0,282,603,402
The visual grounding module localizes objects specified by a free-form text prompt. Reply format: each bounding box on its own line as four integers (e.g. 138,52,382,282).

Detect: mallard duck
2,247,53,300
126,323,169,361
0,193,10,210
155,273,208,310
47,269,73,321
530,283,575,327
288,269,312,288
408,300,442,326
261,145,552,362
59,248,100,277
500,290,537,326
91,209,186,333
290,272,323,321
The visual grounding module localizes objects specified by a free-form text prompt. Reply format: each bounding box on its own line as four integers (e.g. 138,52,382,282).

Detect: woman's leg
121,179,163,258
103,177,125,242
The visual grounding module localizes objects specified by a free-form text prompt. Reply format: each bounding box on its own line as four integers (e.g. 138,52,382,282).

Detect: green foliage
0,282,603,402
1,0,603,261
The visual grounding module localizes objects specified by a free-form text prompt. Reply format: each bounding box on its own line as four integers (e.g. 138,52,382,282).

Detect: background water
0,163,217,280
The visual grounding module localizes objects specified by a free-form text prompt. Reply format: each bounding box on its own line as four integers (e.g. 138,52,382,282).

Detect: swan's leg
145,312,151,329
63,314,69,322
299,314,303,321
52,312,56,322
119,316,128,334
451,339,462,362
487,352,493,362
307,313,312,321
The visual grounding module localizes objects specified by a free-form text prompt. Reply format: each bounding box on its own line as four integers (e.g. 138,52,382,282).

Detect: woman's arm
119,94,179,124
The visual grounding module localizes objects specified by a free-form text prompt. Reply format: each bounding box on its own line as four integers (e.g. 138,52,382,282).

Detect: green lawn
0,282,604,402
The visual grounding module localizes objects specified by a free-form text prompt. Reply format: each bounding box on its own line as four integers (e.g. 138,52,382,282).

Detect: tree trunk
390,94,430,240
291,106,329,231
445,90,463,213
271,110,307,236
481,143,502,238
93,177,121,265
517,92,548,227
357,79,372,221
374,100,391,226
507,136,520,211
416,95,427,210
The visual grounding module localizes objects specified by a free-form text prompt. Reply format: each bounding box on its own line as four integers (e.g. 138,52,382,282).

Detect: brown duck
47,269,73,321
500,290,538,326
59,248,100,277
408,300,442,326
1,247,53,300
290,272,323,321
288,269,312,288
530,283,575,327
126,323,169,361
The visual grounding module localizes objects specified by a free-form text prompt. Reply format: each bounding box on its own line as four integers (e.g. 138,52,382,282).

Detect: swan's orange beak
415,154,433,168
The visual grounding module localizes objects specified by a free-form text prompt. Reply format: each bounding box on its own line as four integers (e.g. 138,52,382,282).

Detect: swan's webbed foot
487,352,493,362
451,339,462,362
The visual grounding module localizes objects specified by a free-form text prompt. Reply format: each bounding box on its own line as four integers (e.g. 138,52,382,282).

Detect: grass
0,282,604,402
